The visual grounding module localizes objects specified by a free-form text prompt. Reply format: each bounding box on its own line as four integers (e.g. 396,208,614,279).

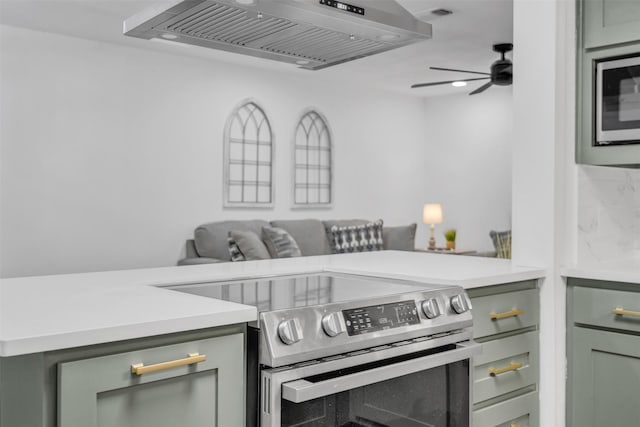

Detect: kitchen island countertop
0,251,545,357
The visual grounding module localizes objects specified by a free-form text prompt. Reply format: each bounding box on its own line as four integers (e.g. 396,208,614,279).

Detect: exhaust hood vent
124,0,432,70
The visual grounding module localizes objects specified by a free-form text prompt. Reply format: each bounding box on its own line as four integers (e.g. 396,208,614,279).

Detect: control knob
450,294,471,314
421,298,442,319
277,318,303,345
322,312,347,337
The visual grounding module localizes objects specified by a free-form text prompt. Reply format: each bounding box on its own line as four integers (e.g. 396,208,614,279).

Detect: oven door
596,55,640,145
261,340,480,427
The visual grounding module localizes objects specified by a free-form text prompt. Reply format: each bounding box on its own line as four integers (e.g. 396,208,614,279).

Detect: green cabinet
583,0,640,48
58,334,243,427
576,0,640,166
468,281,539,427
570,328,640,427
0,324,245,427
567,279,640,427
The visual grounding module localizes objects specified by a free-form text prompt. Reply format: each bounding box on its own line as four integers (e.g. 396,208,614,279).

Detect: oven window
281,360,469,427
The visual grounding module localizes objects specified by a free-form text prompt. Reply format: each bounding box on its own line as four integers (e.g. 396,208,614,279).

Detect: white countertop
561,258,640,284
0,251,545,357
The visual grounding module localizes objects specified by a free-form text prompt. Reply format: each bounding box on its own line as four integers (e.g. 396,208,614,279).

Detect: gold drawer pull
511,424,522,427
131,352,206,376
613,307,640,318
488,361,522,376
490,309,523,320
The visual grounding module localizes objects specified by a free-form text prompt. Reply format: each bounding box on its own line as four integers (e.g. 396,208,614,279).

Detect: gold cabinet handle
488,361,522,376
131,352,206,376
511,424,522,427
613,307,640,318
490,309,523,320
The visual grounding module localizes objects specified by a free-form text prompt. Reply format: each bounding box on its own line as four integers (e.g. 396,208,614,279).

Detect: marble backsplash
578,165,640,264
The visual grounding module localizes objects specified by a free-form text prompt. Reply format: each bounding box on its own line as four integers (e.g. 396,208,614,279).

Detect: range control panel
343,300,420,336
319,0,365,16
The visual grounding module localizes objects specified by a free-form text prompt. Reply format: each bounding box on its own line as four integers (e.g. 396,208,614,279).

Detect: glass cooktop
168,273,441,313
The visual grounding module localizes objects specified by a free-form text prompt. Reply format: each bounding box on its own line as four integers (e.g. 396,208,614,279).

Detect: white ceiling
0,0,513,97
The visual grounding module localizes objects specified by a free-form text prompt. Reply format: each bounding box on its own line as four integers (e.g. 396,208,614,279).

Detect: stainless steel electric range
170,273,479,427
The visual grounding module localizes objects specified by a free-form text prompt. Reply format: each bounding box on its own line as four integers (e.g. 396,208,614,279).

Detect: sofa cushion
270,219,331,256
229,230,271,261
329,220,384,253
383,224,417,251
194,220,270,261
177,257,225,266
262,226,302,258
323,219,370,253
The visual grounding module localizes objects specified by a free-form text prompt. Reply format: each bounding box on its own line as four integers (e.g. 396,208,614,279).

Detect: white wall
513,1,574,427
0,25,428,278
421,89,513,252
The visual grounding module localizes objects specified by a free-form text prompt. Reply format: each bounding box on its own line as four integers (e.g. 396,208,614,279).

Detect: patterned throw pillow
490,230,512,259
330,220,384,253
262,226,302,258
227,235,246,262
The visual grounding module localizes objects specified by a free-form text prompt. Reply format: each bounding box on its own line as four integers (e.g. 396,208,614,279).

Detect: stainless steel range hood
124,0,431,70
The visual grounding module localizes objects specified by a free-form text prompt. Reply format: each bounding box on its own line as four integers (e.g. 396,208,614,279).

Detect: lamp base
428,224,436,250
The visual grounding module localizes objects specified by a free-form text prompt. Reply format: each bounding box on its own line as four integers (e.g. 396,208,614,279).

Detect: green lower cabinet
569,327,640,427
468,281,540,427
58,333,244,427
473,391,538,427
0,324,245,427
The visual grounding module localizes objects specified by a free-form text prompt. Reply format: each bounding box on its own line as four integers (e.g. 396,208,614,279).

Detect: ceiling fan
411,43,513,95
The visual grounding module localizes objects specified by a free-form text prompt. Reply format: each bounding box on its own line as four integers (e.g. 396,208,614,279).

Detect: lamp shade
423,203,443,224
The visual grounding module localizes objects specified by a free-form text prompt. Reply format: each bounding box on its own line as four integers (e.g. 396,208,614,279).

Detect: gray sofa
178,218,416,265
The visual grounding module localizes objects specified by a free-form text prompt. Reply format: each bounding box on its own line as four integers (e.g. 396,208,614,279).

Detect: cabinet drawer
473,331,538,404
471,289,539,339
473,391,538,427
58,333,244,427
573,286,640,333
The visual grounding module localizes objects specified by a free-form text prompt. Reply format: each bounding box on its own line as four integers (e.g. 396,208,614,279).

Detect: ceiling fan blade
469,81,493,95
411,77,490,89
430,66,490,76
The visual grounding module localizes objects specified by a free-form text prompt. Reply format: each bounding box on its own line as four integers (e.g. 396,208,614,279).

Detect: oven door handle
281,341,481,404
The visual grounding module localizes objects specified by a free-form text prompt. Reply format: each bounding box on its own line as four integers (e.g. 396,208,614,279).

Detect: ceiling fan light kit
412,43,513,95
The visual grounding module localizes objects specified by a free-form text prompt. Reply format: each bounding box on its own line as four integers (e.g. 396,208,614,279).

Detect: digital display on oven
342,300,420,336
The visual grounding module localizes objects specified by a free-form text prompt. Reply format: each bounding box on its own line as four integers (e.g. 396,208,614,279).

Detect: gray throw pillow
228,230,271,261
330,220,384,253
262,226,302,258
383,224,417,251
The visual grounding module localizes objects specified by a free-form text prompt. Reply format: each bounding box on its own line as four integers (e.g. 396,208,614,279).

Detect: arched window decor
224,100,273,208
293,110,333,207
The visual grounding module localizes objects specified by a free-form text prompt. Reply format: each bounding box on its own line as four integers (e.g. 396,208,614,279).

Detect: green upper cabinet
583,0,640,48
576,0,640,167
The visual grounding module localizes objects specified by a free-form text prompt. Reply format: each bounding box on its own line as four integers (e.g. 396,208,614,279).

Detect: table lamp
423,203,443,250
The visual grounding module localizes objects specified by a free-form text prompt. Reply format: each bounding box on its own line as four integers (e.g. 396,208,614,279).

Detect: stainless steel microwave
596,55,640,146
